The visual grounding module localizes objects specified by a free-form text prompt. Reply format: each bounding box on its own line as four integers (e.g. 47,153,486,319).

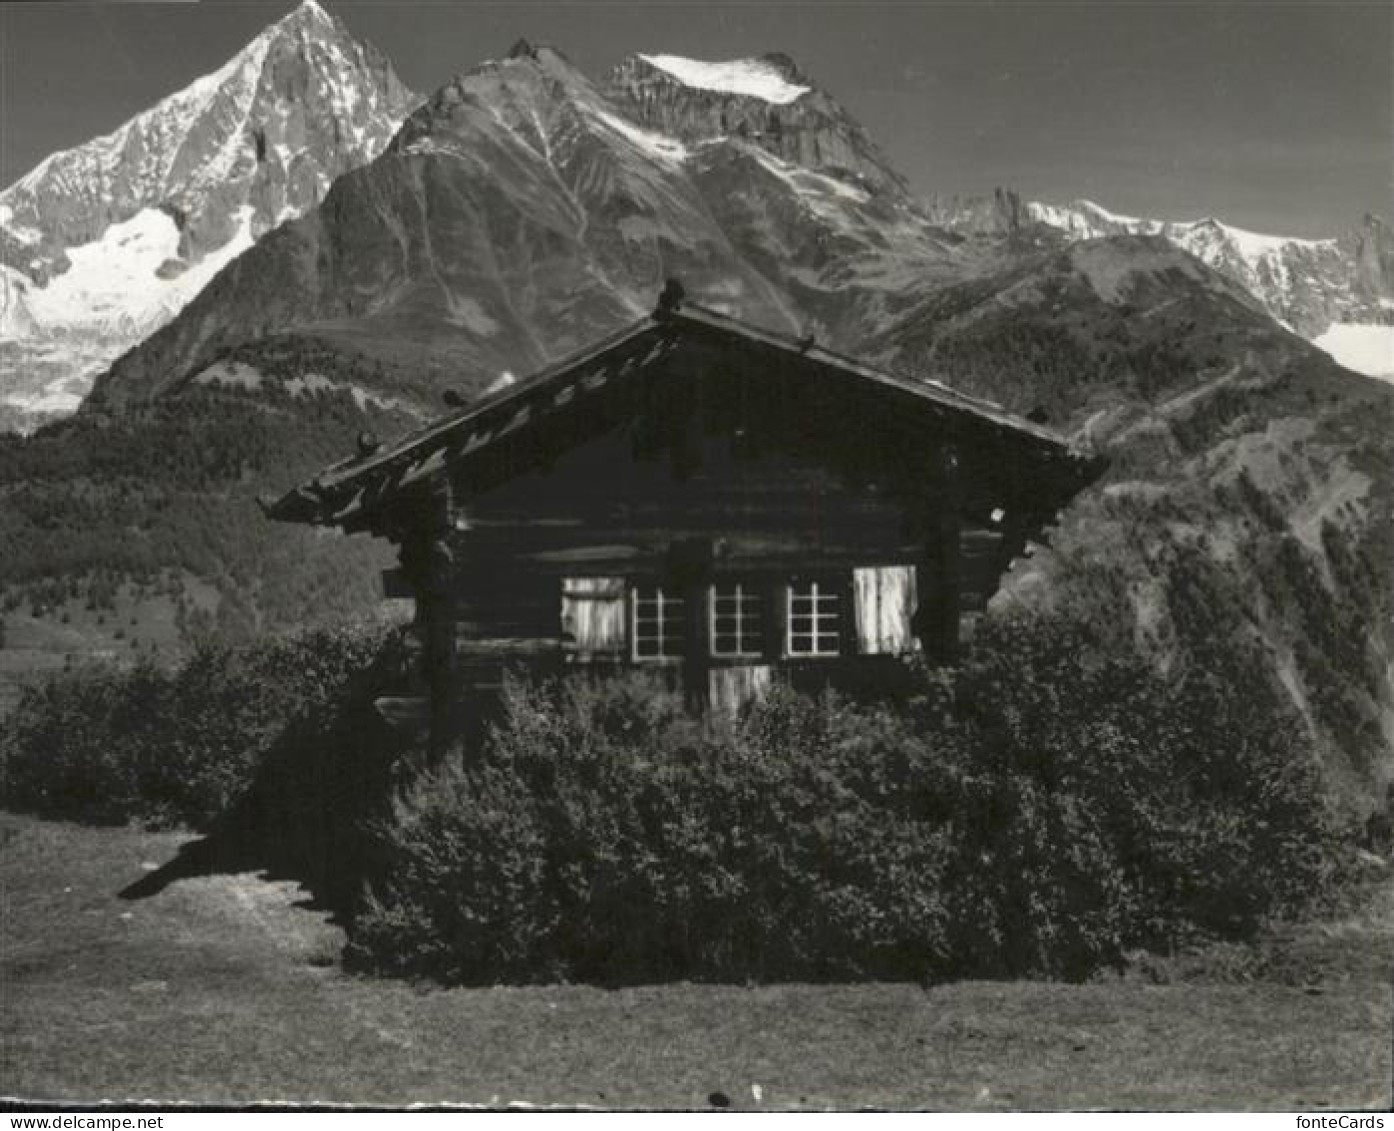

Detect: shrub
350,673,965,984
0,659,170,825
945,617,1342,973
0,623,401,829
349,613,1346,985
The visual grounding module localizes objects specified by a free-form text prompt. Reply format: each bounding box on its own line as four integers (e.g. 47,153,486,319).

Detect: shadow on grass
118,694,412,923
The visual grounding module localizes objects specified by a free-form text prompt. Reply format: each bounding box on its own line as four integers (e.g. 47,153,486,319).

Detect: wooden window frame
708,581,764,659
630,584,686,664
784,580,841,659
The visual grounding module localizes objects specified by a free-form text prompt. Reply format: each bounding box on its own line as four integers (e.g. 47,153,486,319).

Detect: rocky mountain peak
506,37,541,61
756,52,808,82
389,40,598,161
604,51,909,199
1360,213,1389,236
281,0,335,26
0,0,418,430
1,1,416,271
1345,214,1394,304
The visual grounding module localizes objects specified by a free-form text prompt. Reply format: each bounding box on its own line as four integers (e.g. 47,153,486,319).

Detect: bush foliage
1,623,401,829
1,607,1348,984
349,612,1345,985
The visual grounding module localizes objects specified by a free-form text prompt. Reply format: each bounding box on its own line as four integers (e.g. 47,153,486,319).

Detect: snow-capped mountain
605,52,911,198
1029,200,1394,380
0,0,416,431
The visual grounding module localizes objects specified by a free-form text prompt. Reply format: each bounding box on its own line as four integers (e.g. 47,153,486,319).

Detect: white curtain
561,576,626,659
853,565,918,654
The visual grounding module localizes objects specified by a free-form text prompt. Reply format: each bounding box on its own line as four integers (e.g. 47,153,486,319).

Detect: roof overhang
263,298,1103,532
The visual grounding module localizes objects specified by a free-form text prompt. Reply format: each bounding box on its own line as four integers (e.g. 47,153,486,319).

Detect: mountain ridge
4,21,1390,429
1027,199,1394,375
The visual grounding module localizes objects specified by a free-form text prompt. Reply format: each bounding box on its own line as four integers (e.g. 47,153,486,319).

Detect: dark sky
2,1,1388,238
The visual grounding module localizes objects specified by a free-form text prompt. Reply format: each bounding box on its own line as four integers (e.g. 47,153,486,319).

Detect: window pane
710,583,763,657
632,587,685,660
786,581,840,657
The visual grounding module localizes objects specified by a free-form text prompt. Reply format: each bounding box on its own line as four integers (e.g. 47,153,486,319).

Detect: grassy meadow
1,813,1387,1110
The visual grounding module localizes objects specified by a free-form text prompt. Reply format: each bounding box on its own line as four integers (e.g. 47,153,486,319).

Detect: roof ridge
664,302,1066,447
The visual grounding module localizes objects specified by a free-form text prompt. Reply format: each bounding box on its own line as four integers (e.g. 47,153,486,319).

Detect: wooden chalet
265,285,1102,752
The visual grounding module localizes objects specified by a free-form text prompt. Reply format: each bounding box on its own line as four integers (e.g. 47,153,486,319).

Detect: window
785,581,840,657
632,586,686,661
709,583,764,658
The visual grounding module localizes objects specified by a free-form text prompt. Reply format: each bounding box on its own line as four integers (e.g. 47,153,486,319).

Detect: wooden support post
916,443,962,665
666,537,712,709
396,479,458,766
683,579,709,710
834,570,857,660
764,576,787,665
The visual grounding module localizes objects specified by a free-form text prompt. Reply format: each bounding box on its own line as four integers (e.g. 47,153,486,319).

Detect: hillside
0,369,410,706
870,236,1394,796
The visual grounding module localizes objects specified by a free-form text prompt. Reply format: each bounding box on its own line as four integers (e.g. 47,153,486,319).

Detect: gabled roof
264,294,1098,529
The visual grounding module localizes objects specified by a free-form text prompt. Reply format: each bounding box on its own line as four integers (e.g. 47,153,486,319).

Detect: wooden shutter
561,577,626,661
853,566,918,655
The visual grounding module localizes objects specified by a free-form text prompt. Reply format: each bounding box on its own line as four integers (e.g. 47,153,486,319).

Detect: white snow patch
12,387,83,416
0,202,41,247
285,372,335,396
1221,223,1329,256
588,108,689,164
194,363,408,412
15,206,256,340
400,138,448,158
285,371,405,412
444,293,500,335
0,265,38,337
1030,199,1337,253
1071,199,1145,226
638,54,810,105
747,145,867,205
1312,323,1394,382
193,360,264,390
